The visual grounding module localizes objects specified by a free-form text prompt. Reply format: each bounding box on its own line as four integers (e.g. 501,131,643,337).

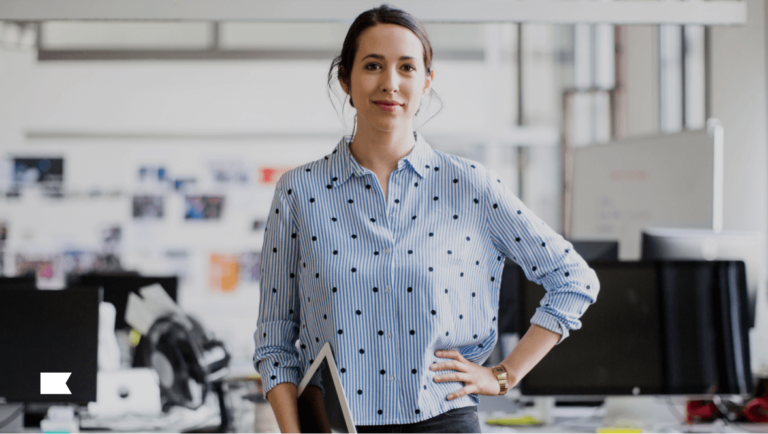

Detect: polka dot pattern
253,132,600,426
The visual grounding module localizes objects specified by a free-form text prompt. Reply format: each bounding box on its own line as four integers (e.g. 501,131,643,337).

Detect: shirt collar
329,132,432,188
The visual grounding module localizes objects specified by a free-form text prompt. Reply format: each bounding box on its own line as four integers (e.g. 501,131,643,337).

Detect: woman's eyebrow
361,53,416,62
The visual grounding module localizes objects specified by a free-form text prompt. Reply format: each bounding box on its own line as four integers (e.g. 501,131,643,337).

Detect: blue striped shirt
253,132,600,425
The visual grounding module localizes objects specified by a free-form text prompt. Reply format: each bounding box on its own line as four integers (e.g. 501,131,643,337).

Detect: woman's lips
374,101,402,112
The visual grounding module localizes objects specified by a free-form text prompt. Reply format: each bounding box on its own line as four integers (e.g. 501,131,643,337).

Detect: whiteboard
570,120,724,260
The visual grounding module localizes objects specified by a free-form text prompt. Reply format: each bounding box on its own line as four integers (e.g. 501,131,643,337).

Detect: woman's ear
339,69,351,95
423,69,434,95
340,75,354,107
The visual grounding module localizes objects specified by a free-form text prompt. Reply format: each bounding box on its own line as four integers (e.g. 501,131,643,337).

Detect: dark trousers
355,405,481,433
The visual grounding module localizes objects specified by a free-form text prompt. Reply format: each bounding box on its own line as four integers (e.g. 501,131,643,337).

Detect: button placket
389,170,401,215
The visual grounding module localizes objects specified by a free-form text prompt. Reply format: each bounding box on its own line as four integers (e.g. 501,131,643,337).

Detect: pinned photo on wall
173,177,197,193
209,253,239,292
13,157,64,196
239,252,261,283
101,225,122,254
62,251,97,275
208,160,249,184
62,251,122,275
15,253,65,289
185,195,224,220
132,195,164,219
257,166,294,185
138,165,170,182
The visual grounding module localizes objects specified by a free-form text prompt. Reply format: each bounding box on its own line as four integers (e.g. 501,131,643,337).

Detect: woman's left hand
430,350,508,400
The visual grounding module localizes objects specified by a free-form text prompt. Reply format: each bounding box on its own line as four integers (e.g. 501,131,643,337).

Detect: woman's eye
365,63,381,70
402,64,416,72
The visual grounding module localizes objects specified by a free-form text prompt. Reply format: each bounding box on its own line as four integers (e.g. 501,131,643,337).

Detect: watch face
493,367,508,394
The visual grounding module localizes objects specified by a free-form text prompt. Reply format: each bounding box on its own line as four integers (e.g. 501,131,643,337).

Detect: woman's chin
364,116,412,133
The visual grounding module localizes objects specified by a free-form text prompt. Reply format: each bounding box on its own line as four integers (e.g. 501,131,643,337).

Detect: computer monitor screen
76,274,177,330
569,240,620,261
0,288,99,403
641,228,763,328
497,259,523,335
498,241,619,335
657,261,752,395
0,276,37,290
519,261,664,396
519,261,752,398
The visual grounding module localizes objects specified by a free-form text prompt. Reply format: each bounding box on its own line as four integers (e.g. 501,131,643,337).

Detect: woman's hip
355,405,480,433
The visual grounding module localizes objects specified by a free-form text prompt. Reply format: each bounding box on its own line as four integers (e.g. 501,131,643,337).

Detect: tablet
297,342,356,433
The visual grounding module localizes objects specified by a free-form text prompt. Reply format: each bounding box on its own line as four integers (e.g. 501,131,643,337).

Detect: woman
254,4,600,433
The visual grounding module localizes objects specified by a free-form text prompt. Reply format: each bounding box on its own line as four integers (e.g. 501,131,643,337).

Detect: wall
6,11,766,375
615,1,768,374
709,0,768,372
0,42,537,371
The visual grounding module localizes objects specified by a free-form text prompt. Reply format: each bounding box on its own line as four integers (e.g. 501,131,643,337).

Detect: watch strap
491,365,508,395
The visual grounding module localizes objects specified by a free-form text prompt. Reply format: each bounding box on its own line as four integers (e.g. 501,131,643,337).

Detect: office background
1,0,767,432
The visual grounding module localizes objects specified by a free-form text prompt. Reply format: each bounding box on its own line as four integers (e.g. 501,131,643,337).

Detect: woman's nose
380,67,399,93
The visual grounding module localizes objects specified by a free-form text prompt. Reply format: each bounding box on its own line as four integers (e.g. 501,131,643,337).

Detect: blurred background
1,0,768,432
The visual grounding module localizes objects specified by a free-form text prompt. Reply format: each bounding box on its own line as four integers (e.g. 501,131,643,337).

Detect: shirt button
387,332,392,338
385,286,391,294
384,248,391,254
390,376,395,381
380,212,385,218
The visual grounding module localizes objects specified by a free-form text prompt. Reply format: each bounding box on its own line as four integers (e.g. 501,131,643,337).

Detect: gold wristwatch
491,365,508,395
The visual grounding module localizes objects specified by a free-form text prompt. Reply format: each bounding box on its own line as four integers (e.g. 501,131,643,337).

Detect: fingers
433,372,470,384
432,372,475,401
435,350,466,361
432,349,487,401
446,385,477,401
430,359,468,373
432,350,469,373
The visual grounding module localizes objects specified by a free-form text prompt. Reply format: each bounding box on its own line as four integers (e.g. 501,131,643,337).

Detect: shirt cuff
257,361,300,400
530,309,570,345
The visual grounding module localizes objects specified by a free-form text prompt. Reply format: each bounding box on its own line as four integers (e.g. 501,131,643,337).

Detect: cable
0,405,24,430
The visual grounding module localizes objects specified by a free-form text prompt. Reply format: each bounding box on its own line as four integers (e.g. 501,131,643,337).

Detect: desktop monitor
498,240,619,335
0,276,37,290
569,240,619,262
518,261,752,399
74,274,178,330
641,227,763,328
498,260,523,335
0,287,99,403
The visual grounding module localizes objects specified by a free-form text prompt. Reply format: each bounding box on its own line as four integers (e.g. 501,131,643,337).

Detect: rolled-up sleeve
483,167,600,344
253,175,303,398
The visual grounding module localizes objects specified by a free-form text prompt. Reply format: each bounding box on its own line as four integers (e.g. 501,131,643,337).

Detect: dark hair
327,4,441,127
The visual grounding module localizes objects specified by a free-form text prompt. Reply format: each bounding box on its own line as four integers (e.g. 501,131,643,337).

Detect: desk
477,396,602,433
476,396,768,433
241,394,768,433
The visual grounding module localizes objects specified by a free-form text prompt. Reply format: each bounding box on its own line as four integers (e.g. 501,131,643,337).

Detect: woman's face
344,23,433,134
